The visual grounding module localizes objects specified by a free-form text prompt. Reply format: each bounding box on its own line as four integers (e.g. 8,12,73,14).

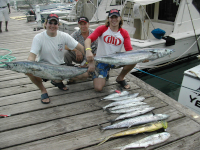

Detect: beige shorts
0,7,9,21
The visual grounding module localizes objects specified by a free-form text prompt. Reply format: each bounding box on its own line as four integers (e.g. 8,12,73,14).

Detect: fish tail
105,108,112,114
97,136,112,146
98,124,105,132
109,119,115,125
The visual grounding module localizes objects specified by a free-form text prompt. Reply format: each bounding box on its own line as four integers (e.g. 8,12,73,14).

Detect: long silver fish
106,105,150,114
113,107,155,121
106,93,139,101
3,61,88,80
109,102,147,111
115,132,170,150
101,114,169,130
114,132,170,150
94,48,174,66
102,91,129,100
102,96,145,110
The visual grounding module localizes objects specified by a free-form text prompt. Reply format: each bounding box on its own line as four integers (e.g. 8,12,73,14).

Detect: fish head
3,61,27,73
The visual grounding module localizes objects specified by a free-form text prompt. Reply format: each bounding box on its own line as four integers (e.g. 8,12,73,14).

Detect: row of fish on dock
97,90,170,149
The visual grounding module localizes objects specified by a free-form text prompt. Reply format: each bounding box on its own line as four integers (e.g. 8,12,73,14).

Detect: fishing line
134,67,200,94
0,48,16,67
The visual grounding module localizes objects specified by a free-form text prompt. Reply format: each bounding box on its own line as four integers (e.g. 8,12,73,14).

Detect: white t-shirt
30,30,78,65
0,0,10,7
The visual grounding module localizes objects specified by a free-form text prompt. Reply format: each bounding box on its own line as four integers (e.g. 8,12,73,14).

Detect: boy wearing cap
85,9,136,91
27,13,84,104
64,16,98,84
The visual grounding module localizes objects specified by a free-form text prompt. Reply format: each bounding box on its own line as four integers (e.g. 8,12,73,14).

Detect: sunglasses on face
48,22,58,25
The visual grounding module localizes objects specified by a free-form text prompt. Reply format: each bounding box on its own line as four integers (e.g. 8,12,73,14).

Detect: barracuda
102,96,145,110
101,91,129,100
115,132,170,150
94,48,174,66
113,107,155,121
98,121,168,146
105,93,139,101
101,114,169,130
3,61,88,80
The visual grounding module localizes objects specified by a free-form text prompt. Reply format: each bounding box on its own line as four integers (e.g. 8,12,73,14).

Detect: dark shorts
90,62,115,80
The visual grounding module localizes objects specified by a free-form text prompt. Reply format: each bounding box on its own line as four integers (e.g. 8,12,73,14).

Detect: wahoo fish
101,114,169,130
114,132,170,150
106,93,139,101
3,61,88,80
94,48,174,66
106,105,150,114
109,102,147,111
113,107,155,121
98,121,168,145
102,90,129,100
102,96,145,110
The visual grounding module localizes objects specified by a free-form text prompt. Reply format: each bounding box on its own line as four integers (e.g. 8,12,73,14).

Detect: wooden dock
0,8,200,150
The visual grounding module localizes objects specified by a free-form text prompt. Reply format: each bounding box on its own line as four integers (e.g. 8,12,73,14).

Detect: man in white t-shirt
27,13,84,104
0,0,11,32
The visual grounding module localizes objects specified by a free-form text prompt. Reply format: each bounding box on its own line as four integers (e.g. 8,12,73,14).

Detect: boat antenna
186,0,200,54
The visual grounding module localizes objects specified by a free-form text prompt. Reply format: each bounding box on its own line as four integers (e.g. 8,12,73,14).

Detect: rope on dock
0,48,16,67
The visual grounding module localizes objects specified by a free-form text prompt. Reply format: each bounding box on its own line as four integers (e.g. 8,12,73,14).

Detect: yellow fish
98,121,168,146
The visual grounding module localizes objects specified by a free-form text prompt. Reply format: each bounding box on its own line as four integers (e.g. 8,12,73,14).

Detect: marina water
133,58,200,101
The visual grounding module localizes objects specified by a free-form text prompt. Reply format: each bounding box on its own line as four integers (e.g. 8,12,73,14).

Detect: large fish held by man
3,61,88,80
94,48,174,66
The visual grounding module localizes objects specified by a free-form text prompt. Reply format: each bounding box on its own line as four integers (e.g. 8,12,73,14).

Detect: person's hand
75,50,83,62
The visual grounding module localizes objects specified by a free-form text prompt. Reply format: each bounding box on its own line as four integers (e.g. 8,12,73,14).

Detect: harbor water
132,57,200,101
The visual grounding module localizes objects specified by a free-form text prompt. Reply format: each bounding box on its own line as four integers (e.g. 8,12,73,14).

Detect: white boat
120,0,200,73
178,63,200,115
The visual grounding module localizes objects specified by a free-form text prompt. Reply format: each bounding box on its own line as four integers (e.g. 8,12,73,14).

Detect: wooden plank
0,93,153,132
0,104,183,149
3,108,189,150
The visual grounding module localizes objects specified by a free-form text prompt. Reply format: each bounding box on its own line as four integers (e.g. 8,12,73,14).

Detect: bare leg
93,78,106,92
26,73,50,103
70,72,89,82
5,21,8,31
116,64,136,89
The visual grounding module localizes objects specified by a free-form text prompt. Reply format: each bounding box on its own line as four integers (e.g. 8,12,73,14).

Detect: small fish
94,48,174,66
101,114,169,130
102,90,129,100
102,97,145,110
3,61,88,80
106,93,139,101
114,132,170,150
113,107,155,121
106,105,150,114
98,121,168,145
109,102,147,111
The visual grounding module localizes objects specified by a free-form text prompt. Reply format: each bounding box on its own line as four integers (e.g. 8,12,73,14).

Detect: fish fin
105,108,112,114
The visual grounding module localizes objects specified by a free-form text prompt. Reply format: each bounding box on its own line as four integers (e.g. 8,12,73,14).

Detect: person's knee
94,85,103,92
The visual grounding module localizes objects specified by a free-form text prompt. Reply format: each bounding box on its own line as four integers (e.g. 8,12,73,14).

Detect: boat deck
0,8,200,150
